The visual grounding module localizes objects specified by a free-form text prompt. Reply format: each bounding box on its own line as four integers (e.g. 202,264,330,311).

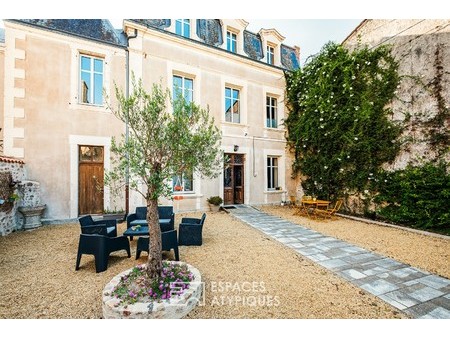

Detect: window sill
221,120,247,126
263,127,285,132
172,192,203,199
72,102,109,112
264,190,285,194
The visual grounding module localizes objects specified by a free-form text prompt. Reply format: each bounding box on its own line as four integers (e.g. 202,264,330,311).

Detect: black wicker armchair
75,233,131,273
78,215,117,237
178,213,206,246
135,230,180,261
126,206,175,240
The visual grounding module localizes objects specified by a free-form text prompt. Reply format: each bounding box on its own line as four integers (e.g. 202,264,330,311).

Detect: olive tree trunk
146,198,162,279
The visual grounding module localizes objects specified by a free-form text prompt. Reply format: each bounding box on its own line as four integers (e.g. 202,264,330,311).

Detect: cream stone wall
343,19,450,169
2,22,127,220
126,22,291,211
0,41,4,151
2,20,298,220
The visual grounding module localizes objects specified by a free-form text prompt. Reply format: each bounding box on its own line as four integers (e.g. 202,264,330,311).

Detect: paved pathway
225,205,450,319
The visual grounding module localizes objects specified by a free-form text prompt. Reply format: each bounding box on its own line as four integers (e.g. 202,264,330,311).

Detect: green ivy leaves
285,42,402,200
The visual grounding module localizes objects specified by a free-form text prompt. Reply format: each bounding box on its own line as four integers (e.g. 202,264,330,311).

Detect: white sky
1,0,444,66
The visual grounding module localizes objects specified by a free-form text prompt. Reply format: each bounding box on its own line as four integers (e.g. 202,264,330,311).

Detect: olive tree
107,77,222,279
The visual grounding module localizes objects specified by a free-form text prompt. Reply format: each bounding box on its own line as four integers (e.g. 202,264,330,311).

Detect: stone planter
209,204,221,212
102,262,203,319
18,205,46,230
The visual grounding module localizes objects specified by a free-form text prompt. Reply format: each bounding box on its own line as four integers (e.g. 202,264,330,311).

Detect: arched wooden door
78,145,104,215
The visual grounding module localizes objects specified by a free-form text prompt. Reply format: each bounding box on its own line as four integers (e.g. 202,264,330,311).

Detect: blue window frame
266,96,278,128
225,87,240,123
267,45,274,65
226,31,237,53
175,19,190,38
267,156,279,190
173,75,193,104
172,170,193,192
80,55,103,105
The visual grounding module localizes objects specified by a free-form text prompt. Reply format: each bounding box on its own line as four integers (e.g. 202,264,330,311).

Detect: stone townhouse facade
342,19,450,170
0,19,300,222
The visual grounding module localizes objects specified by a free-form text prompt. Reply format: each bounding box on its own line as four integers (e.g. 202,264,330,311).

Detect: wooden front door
223,153,245,205
78,145,104,215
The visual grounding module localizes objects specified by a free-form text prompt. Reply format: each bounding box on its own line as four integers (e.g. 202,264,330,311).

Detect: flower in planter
110,261,195,306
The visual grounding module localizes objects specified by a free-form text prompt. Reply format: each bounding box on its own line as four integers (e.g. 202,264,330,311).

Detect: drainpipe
125,27,138,215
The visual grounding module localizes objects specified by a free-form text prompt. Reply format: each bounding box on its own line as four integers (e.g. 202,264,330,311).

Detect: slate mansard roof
7,19,299,70
129,19,300,70
7,19,127,48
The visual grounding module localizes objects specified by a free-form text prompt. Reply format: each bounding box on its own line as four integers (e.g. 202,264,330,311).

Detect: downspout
125,28,138,215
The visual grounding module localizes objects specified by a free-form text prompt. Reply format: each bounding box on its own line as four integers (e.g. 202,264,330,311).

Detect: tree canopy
107,77,222,278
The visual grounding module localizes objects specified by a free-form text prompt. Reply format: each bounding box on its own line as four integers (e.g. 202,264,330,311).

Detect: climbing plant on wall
284,42,402,200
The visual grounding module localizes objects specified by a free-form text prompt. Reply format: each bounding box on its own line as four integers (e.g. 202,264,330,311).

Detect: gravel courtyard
0,206,448,319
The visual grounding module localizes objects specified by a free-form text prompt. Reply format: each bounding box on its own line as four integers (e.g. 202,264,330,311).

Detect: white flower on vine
354,137,358,140
352,76,356,80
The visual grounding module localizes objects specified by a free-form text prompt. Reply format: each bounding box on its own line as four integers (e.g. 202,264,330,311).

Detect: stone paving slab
227,205,450,319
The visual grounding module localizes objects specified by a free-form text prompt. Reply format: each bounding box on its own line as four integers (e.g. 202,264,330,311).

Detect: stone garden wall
0,156,26,236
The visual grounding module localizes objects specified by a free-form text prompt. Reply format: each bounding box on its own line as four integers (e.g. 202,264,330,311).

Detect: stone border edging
102,262,203,319
337,213,450,240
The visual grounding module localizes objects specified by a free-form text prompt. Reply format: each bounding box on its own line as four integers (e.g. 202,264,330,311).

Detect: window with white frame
80,54,104,105
175,19,190,38
266,96,278,128
226,31,237,53
172,170,193,192
266,45,275,65
267,156,279,190
173,75,194,104
225,87,240,123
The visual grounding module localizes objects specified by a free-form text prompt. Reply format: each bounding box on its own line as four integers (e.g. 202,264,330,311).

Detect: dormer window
259,28,285,67
221,20,248,55
175,19,190,38
227,31,237,53
267,45,275,65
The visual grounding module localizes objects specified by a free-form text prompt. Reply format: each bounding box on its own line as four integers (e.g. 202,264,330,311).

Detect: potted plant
207,196,223,212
